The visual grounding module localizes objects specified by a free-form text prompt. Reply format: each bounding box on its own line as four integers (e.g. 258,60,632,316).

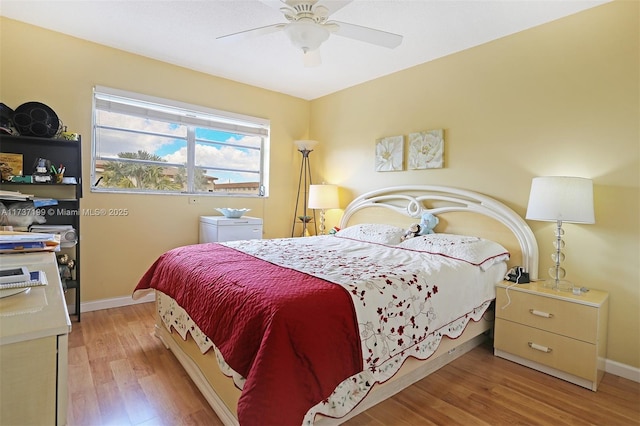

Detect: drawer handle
529,309,553,318
528,342,552,353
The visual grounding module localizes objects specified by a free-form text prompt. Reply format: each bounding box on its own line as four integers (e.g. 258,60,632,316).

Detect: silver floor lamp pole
291,142,318,237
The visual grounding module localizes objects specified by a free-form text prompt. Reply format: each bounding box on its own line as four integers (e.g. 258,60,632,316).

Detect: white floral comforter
157,235,506,424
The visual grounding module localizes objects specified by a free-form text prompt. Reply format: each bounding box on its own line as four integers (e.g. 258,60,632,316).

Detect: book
0,153,23,180
0,231,60,253
0,189,33,201
0,270,47,290
32,198,58,207
0,241,46,250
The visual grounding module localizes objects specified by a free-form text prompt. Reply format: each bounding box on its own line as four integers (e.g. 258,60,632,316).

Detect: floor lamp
291,140,318,237
526,176,595,291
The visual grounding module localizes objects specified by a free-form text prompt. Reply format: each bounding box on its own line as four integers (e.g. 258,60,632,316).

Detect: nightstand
494,281,609,391
199,216,263,243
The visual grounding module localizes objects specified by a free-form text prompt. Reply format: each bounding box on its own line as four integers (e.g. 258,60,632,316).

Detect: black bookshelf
0,134,83,321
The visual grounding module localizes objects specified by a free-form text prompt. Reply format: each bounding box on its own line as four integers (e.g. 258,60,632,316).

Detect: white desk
0,251,71,425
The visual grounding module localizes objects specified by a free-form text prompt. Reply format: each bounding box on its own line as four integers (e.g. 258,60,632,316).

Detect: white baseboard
73,292,640,385
70,290,155,314
605,358,640,383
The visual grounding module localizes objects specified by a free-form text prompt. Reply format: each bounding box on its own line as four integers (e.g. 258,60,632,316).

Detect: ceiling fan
216,0,403,66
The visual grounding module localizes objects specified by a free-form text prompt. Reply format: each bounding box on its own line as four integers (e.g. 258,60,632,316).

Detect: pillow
335,223,406,245
398,233,510,270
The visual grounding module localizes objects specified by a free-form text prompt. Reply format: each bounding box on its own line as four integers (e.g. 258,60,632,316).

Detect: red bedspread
135,243,363,426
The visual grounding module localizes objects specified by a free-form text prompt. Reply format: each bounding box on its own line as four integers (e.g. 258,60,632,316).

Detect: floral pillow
335,223,406,245
398,233,510,270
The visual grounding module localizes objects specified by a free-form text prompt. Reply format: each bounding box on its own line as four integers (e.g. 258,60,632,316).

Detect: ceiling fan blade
303,49,321,67
330,20,402,49
259,0,291,12
261,0,352,16
217,23,286,42
281,6,297,21
317,0,352,15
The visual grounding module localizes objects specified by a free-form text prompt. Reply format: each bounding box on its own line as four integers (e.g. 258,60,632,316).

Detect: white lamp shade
308,184,339,210
526,176,595,224
294,140,318,151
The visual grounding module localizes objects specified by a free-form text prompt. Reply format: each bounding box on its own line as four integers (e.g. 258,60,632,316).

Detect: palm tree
174,165,210,191
101,150,181,190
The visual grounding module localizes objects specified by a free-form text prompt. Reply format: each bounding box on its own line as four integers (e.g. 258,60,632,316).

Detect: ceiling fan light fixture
303,49,321,67
284,20,330,53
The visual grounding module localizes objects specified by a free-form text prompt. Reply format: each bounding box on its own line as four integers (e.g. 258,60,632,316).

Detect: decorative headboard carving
339,185,539,279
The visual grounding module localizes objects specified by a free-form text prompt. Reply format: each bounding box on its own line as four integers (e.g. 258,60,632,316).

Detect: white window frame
91,86,270,197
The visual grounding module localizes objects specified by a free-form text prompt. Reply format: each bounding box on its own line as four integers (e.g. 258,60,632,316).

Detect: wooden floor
68,302,640,426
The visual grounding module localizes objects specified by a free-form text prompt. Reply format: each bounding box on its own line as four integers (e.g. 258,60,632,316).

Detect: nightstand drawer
495,319,597,381
496,287,597,343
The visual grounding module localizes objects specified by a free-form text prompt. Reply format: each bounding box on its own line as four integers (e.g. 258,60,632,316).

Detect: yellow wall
0,18,310,301
1,1,638,368
310,1,639,368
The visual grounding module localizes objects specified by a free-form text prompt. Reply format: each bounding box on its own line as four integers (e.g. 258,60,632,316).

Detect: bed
133,185,539,425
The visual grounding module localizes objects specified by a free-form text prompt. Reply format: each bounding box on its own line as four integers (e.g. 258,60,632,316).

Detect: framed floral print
375,135,404,172
408,129,444,169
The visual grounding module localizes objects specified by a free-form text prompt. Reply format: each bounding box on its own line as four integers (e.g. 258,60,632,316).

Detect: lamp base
542,279,574,292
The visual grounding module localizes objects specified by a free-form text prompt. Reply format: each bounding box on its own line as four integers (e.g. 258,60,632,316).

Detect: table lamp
308,184,339,235
526,176,595,291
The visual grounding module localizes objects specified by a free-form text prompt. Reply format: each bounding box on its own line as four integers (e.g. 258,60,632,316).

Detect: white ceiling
1,0,608,100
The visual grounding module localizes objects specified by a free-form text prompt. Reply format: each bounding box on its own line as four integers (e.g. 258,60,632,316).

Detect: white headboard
339,185,539,279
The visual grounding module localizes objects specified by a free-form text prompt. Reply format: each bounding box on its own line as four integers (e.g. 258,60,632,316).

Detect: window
91,86,270,196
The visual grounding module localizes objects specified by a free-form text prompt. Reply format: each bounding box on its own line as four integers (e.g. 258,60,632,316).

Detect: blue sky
97,111,263,184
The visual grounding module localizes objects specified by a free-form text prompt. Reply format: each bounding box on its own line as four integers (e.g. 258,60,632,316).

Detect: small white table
199,216,263,242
